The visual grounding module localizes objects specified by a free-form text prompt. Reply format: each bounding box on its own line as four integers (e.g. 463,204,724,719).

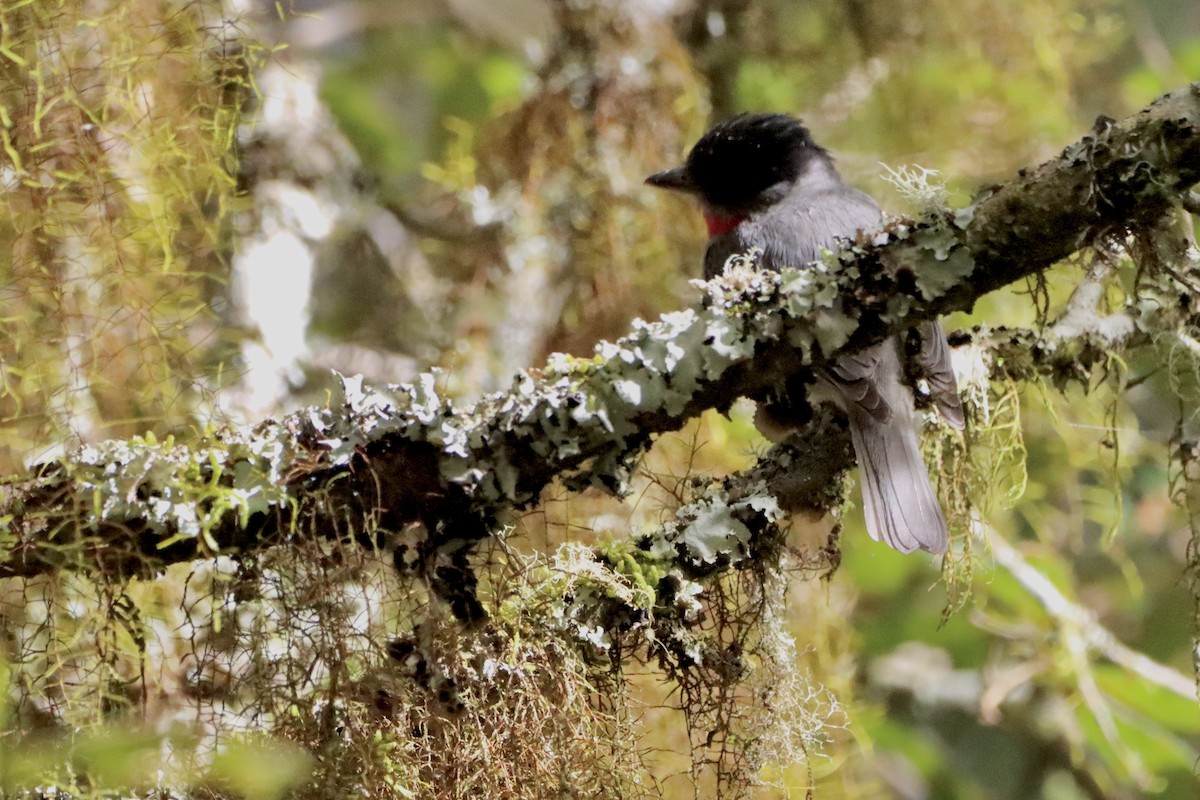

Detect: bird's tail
846,405,949,554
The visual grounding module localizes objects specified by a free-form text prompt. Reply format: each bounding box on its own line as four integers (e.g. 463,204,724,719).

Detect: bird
646,113,964,554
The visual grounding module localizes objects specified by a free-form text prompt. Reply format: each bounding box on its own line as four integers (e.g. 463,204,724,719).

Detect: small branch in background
1183,191,1200,216
1129,2,1187,89
382,199,504,245
988,527,1193,697
867,521,1189,797
1171,437,1200,705
1048,256,1136,347
867,642,1113,800
812,58,891,129
985,524,1189,788
678,0,753,121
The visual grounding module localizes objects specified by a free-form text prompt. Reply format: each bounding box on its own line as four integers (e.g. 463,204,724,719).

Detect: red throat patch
703,209,746,239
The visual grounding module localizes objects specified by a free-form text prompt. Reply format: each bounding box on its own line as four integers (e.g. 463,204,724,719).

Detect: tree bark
2,83,1198,603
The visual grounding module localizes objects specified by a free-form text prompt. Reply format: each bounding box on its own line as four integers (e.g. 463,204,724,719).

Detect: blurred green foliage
0,0,263,465
320,24,529,196
2,0,1200,798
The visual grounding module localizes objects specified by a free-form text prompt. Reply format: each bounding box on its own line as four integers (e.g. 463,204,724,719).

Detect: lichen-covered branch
2,84,1199,609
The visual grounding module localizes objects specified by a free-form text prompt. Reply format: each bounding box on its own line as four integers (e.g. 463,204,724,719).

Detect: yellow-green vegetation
0,0,266,465
2,2,1200,800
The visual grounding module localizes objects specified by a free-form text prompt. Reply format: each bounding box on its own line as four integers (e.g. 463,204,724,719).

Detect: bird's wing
703,230,751,279
755,186,895,421
916,321,966,429
825,346,891,424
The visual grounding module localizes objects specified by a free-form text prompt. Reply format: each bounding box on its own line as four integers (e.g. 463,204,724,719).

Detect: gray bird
647,113,964,553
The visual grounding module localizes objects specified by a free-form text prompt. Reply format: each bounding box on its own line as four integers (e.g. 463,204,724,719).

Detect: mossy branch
2,83,1199,599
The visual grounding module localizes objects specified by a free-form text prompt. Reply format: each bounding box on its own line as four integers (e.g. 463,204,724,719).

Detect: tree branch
3,84,1199,600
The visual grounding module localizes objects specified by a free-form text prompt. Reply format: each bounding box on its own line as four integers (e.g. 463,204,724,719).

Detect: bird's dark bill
645,166,696,193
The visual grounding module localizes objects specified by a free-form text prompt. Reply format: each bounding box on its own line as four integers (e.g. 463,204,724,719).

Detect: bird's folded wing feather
825,346,892,424
917,320,965,429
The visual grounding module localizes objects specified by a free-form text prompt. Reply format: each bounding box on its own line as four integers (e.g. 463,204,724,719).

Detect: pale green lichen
63,423,295,549
18,215,976,565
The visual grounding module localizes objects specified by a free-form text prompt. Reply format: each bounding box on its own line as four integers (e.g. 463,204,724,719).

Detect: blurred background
2,0,1200,798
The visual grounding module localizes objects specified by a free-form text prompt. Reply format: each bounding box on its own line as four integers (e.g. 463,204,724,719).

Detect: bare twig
987,531,1193,701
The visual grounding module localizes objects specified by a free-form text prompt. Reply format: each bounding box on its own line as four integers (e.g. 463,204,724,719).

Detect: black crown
685,113,824,211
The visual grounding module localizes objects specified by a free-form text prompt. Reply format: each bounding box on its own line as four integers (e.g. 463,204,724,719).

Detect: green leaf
1094,665,1200,735
72,727,165,789
209,736,314,800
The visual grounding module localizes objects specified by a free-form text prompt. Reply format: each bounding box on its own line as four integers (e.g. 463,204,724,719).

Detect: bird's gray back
704,184,881,279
